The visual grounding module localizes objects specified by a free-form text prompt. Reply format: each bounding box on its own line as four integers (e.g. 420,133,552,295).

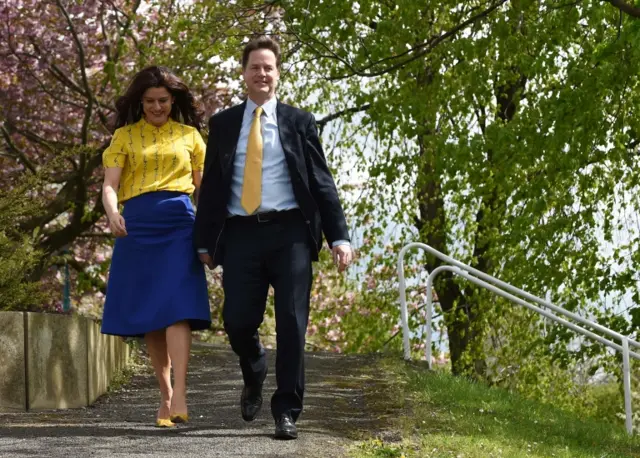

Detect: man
193,36,353,440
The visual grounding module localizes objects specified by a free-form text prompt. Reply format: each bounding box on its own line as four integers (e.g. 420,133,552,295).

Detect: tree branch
316,104,372,127
55,0,94,145
110,0,144,63
546,0,582,11
20,179,77,233
77,232,111,238
295,0,507,80
20,141,109,233
605,0,640,18
0,126,37,173
6,39,87,110
28,37,88,98
99,5,113,64
40,187,105,256
4,120,59,153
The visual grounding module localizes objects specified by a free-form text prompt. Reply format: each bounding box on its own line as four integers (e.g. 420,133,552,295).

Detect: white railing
397,242,640,435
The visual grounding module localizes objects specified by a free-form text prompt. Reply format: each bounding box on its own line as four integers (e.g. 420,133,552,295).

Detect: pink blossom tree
0,0,268,309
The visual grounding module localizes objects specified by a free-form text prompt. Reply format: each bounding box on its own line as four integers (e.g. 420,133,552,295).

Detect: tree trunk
413,64,527,376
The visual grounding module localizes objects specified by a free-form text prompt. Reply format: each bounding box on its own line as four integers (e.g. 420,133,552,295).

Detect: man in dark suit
193,36,353,440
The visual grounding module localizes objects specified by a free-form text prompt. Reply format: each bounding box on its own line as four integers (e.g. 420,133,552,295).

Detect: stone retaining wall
0,312,130,411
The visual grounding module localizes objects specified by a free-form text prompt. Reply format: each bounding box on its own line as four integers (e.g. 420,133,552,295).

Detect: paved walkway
0,343,395,457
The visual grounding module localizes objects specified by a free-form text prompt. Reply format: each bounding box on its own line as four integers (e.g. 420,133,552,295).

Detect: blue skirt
101,191,211,337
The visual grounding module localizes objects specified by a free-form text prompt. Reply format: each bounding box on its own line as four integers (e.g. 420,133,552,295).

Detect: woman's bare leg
145,329,172,420
166,321,192,416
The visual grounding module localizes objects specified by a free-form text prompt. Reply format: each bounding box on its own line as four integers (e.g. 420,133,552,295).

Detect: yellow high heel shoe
170,413,189,424
155,418,175,428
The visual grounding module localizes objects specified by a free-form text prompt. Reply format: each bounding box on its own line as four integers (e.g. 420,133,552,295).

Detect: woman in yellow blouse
101,66,211,428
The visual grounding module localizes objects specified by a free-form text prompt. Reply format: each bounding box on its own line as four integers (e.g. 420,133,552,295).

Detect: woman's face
141,86,174,127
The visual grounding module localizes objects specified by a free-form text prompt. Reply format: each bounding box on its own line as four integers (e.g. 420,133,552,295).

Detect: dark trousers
222,211,313,422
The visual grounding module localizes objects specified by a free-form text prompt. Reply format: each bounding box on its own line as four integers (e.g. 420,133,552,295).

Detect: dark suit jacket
193,100,350,267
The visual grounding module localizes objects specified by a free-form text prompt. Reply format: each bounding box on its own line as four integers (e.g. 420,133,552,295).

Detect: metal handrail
398,242,639,435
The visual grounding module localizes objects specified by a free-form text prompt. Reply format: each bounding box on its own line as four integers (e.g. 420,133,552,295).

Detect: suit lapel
276,102,299,167
220,101,246,170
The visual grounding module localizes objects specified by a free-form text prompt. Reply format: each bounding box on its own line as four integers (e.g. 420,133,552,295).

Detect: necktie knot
254,106,263,118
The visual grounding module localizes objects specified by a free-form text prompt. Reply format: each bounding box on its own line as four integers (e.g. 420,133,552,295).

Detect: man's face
243,48,279,101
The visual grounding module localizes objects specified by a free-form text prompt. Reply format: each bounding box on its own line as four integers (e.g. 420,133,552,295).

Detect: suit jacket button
305,220,310,224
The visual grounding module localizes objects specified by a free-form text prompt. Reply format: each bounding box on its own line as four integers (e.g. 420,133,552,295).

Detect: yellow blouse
102,118,206,202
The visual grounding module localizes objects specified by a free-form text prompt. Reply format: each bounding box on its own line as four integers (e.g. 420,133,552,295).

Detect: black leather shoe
274,414,298,440
240,367,267,422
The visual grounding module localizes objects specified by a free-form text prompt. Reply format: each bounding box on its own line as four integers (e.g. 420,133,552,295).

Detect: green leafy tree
0,174,45,310
274,0,640,386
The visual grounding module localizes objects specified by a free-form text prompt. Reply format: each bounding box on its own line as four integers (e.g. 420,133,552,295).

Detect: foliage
0,174,44,310
277,0,640,387
307,247,403,354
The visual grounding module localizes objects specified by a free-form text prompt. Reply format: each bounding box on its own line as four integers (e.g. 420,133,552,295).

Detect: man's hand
198,252,214,269
108,213,127,238
332,245,354,272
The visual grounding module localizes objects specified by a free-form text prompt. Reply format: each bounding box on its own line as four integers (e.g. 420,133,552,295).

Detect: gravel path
0,342,396,457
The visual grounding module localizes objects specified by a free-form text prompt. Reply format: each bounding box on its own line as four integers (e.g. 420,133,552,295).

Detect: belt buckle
256,212,270,223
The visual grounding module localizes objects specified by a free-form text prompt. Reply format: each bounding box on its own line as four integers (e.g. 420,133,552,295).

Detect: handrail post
623,337,633,435
425,274,434,369
397,246,411,360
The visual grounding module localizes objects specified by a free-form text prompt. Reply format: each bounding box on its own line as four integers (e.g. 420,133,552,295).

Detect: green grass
107,340,146,393
350,359,640,458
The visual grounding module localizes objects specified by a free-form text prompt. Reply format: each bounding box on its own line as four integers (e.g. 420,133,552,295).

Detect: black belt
228,209,303,225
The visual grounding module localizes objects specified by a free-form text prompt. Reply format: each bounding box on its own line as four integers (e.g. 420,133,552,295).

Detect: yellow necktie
241,106,263,214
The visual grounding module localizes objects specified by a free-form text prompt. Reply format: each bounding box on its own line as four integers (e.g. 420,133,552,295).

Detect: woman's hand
109,212,128,237
103,167,125,237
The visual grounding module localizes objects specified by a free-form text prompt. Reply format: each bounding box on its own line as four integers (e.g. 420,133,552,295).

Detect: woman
101,66,211,428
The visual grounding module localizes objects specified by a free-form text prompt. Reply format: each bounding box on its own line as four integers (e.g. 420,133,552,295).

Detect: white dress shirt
227,97,298,215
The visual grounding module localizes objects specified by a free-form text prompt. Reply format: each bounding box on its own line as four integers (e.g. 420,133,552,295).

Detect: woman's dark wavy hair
114,66,204,130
